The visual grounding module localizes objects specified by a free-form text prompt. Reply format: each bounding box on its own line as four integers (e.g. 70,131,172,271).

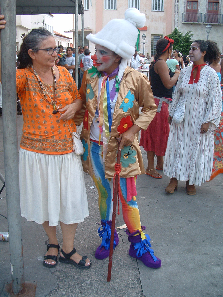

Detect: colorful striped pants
90,141,141,233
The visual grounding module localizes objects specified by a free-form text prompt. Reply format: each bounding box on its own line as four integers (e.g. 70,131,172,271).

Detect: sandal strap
78,256,88,267
47,244,60,251
44,255,58,262
61,248,77,259
146,168,154,172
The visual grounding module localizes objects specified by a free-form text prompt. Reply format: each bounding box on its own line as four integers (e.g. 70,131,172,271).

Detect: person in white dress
130,49,141,69
164,40,222,195
0,16,91,269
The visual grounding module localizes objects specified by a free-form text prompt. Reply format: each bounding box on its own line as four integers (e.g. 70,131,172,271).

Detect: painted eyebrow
96,49,109,55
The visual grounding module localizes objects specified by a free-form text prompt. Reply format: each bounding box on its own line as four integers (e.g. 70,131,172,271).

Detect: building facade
16,14,71,51
175,0,223,53
16,14,54,51
79,0,175,57
53,31,72,48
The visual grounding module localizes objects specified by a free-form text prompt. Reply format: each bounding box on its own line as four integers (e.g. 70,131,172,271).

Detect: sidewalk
0,115,223,297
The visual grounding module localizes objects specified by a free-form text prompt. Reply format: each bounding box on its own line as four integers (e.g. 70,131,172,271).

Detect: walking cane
107,141,121,282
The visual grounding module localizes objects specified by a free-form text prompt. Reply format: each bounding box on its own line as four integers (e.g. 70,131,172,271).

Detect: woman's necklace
33,67,58,114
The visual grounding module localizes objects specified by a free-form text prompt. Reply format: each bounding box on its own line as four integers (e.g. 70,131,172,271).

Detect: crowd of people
0,5,222,274
56,44,94,86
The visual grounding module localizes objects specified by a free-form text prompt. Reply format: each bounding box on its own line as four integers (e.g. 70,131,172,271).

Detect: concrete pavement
0,115,223,297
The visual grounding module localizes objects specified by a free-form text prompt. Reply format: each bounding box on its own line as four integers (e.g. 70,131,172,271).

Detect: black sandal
59,248,91,269
43,243,60,268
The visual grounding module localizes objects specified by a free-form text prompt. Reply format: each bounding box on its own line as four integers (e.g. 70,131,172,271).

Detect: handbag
172,100,186,125
72,124,84,155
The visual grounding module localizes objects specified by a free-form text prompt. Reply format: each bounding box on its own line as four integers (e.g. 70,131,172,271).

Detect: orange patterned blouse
16,66,81,155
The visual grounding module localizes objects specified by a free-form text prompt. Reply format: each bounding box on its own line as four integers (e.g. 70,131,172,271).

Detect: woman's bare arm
155,60,180,89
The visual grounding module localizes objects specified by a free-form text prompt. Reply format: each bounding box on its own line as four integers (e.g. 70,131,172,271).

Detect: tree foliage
168,28,193,56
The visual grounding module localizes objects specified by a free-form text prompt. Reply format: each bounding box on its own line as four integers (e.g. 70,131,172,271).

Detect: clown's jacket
75,66,157,179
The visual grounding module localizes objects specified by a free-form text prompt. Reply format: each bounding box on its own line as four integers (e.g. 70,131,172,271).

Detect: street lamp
142,33,146,56
205,24,212,40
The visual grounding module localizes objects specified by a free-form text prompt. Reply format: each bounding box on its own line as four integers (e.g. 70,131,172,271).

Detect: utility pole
73,14,75,48
81,13,84,48
75,0,79,84
142,33,146,56
1,0,24,294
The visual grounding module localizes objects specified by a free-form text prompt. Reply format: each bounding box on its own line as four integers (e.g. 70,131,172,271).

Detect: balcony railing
204,13,223,24
182,12,203,23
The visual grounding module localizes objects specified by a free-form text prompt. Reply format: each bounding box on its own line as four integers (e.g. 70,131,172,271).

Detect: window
193,2,198,9
152,0,164,11
84,0,90,10
185,0,198,21
207,0,219,22
104,0,117,10
128,0,140,10
187,1,198,10
186,0,198,12
208,0,219,12
213,2,219,10
151,35,162,56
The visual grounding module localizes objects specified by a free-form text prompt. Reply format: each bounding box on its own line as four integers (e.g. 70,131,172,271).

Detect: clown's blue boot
95,220,119,260
127,227,161,269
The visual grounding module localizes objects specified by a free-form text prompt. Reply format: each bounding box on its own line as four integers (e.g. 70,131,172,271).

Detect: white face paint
95,44,118,74
189,42,205,64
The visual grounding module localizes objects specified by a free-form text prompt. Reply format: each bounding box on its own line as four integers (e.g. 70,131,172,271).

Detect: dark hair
194,40,221,64
78,47,84,54
84,49,90,55
17,28,53,69
173,49,182,58
154,38,173,61
183,54,188,66
67,46,73,51
206,41,221,64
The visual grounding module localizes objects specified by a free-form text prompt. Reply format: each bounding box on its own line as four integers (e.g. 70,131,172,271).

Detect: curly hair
17,28,53,69
206,41,221,64
194,40,221,64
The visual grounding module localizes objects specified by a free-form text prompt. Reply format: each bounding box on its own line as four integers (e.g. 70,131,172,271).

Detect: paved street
0,115,223,297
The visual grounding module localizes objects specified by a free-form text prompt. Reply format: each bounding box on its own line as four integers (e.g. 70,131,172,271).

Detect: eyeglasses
190,46,199,51
37,47,58,55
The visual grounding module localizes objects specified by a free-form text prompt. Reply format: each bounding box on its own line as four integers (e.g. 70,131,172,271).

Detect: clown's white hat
86,8,146,60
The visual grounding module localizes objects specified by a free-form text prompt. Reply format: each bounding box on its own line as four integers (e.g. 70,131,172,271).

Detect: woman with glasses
0,19,91,269
164,40,222,195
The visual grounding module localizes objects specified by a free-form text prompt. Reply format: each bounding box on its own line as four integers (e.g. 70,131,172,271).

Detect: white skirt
19,148,89,226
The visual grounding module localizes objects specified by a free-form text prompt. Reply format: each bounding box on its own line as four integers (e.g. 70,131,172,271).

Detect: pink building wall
79,0,175,56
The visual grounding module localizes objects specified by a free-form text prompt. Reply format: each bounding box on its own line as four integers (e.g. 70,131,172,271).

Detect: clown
76,8,161,268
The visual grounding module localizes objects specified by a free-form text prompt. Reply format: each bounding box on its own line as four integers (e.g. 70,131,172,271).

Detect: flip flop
145,169,162,179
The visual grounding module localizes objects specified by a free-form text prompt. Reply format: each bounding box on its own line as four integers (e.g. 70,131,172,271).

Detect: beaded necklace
33,67,58,114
